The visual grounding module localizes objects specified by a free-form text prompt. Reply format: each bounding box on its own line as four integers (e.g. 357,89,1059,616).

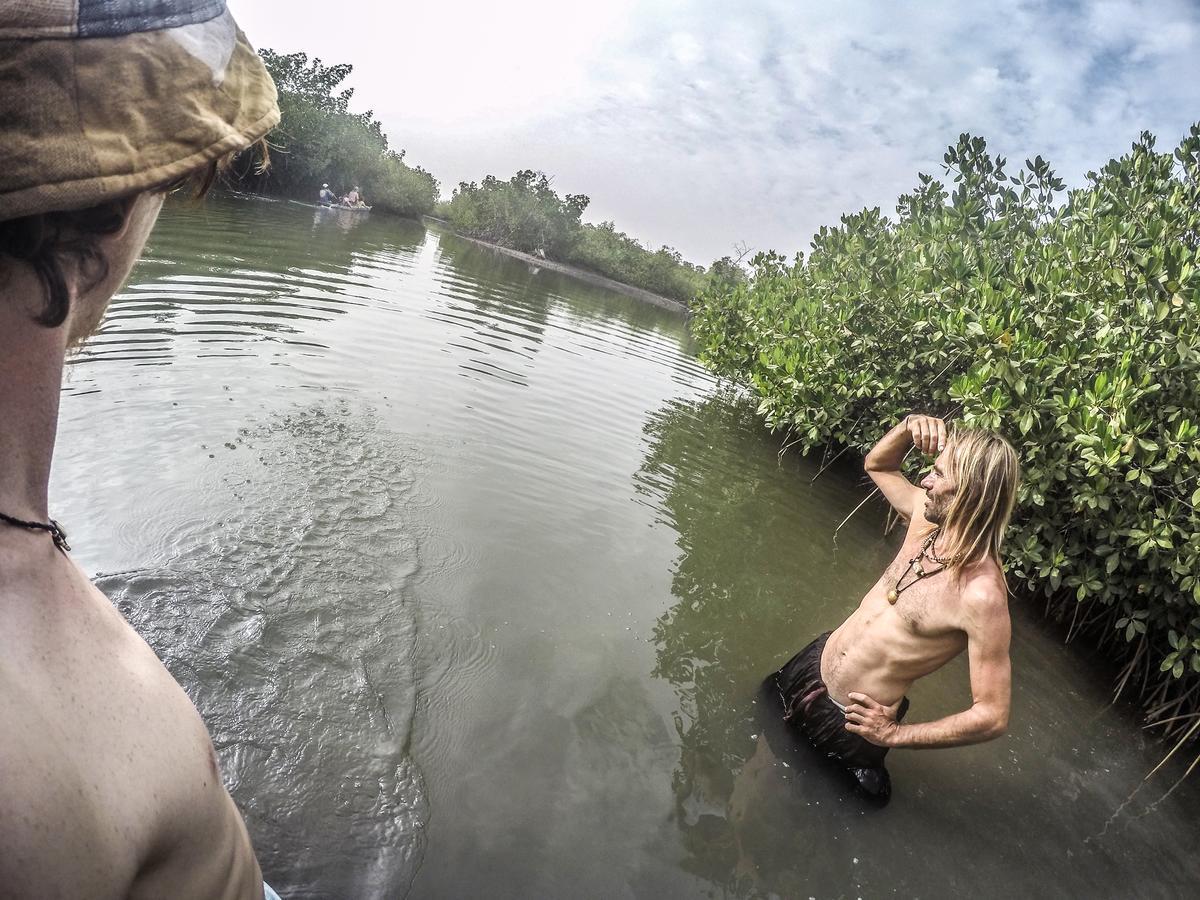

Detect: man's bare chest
881,549,962,636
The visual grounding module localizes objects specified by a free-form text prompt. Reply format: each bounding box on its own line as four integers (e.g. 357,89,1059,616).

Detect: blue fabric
263,882,283,900
76,0,227,37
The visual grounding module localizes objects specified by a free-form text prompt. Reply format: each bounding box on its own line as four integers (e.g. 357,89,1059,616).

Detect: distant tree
562,220,708,302
705,256,748,293
228,49,438,217
446,170,589,257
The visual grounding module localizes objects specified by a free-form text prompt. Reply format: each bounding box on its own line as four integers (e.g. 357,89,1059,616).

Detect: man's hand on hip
844,692,903,747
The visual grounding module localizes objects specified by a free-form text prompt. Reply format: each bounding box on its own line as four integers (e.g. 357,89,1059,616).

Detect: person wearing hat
0,2,284,898
319,183,337,205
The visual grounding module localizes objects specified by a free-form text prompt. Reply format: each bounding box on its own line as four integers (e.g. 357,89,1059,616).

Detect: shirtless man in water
0,3,281,896
765,414,1020,803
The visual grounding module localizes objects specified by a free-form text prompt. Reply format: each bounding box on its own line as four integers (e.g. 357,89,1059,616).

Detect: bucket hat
0,0,279,223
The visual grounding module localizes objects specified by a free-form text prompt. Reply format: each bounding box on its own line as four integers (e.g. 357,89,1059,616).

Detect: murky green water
53,196,1199,898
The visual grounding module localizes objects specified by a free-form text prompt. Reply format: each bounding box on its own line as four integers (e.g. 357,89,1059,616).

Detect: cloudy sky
233,0,1200,264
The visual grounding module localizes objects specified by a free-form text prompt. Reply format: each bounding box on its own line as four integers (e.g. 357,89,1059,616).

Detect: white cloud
231,0,1200,263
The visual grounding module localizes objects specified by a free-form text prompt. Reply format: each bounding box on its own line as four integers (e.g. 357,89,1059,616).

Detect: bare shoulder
957,560,1010,629
0,569,138,898
2,566,261,898
0,671,132,898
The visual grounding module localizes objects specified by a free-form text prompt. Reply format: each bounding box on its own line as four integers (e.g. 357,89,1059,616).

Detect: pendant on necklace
887,587,899,604
914,561,925,576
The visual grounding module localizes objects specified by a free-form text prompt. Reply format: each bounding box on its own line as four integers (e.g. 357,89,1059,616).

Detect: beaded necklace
887,527,957,604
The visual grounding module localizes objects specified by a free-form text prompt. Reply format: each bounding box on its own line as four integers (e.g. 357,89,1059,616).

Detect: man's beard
925,495,947,524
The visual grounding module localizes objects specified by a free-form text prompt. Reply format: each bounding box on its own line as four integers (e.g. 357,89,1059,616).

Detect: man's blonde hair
939,426,1021,570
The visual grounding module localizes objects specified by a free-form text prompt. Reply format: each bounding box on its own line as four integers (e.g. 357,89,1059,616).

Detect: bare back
0,540,262,900
821,514,1007,708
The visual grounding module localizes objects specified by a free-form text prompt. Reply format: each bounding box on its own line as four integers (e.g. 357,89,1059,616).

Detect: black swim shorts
765,631,910,798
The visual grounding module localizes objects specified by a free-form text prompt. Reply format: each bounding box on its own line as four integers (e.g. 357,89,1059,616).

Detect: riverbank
224,195,691,312
422,217,690,314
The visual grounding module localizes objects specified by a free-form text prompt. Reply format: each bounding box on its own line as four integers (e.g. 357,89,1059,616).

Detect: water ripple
96,402,432,899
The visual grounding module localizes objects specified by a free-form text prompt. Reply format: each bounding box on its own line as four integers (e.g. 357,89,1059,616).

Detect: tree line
226,50,741,304
230,50,440,218
439,171,745,302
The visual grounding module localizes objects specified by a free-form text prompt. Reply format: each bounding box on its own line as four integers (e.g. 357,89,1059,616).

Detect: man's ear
112,201,135,239
103,194,141,242
90,193,163,262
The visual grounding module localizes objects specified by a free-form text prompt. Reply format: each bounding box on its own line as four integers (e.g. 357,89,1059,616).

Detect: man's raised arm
863,414,947,520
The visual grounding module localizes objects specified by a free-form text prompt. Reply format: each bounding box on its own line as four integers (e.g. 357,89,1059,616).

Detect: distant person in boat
0,3,285,898
319,183,337,204
763,414,1019,804
344,186,362,206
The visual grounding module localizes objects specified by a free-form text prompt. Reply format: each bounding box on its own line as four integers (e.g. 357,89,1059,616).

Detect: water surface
53,196,1200,898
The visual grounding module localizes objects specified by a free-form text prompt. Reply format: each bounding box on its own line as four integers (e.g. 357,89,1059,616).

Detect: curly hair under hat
0,0,278,326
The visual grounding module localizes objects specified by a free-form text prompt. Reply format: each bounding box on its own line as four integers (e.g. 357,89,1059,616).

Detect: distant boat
288,199,373,213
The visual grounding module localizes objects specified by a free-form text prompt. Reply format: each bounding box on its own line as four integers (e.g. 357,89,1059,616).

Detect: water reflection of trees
196,195,426,277
75,196,430,367
435,230,683,337
636,392,888,896
428,230,689,390
638,392,853,765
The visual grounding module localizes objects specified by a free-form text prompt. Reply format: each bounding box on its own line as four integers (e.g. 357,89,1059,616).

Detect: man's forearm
863,417,913,472
886,704,1006,749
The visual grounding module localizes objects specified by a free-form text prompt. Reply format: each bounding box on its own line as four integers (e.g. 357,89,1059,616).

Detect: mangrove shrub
691,127,1200,733
445,170,734,303
231,50,439,217
569,221,708,301
446,170,589,259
